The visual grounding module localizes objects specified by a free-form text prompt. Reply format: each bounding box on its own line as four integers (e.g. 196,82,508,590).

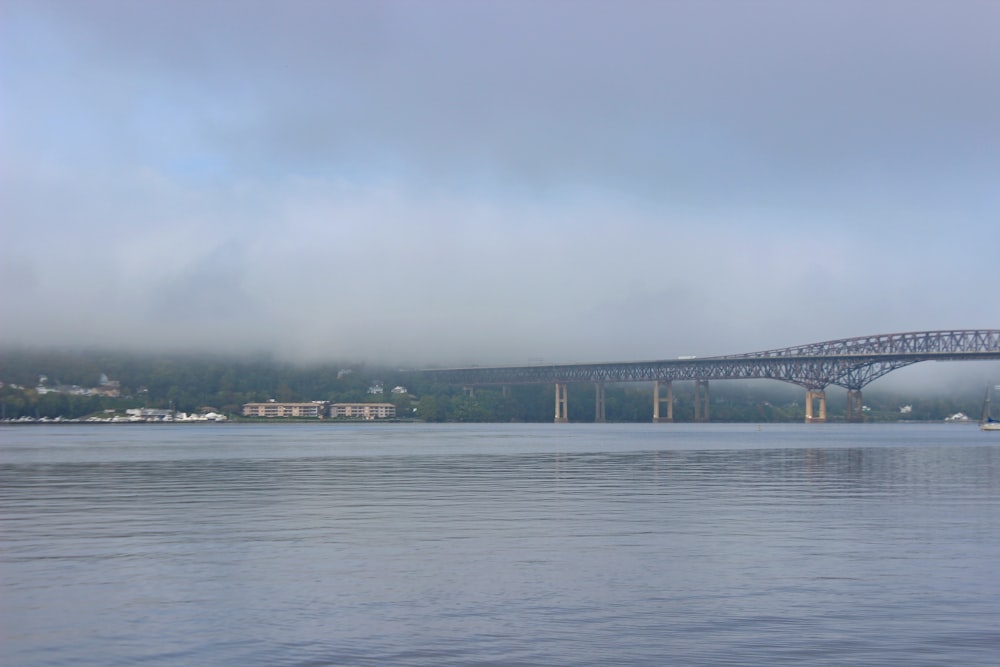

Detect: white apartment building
329,403,396,420
242,402,328,418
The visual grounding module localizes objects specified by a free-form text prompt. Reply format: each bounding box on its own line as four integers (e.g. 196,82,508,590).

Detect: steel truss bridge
420,330,1000,423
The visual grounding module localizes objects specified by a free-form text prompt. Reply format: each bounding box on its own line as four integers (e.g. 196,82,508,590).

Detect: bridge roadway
419,329,1000,423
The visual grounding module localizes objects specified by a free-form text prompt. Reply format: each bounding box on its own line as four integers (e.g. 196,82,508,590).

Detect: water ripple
2,423,999,666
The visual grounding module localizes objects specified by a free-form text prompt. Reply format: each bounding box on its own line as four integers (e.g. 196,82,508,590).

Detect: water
2,423,999,666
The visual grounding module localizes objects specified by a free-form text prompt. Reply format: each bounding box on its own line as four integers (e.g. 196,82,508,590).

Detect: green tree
416,395,441,422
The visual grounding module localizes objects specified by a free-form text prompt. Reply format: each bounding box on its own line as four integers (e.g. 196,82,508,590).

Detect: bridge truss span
727,329,1000,360
418,329,1000,423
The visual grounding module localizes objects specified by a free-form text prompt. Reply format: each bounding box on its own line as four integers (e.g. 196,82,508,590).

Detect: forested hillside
0,347,990,423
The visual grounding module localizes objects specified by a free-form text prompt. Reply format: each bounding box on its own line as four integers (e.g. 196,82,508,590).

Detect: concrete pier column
594,383,606,423
463,386,475,398
554,383,569,423
805,389,827,423
693,380,710,422
502,385,510,398
653,380,674,423
846,389,864,423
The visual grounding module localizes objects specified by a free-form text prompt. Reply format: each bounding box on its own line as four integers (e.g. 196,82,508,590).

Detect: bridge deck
419,330,1000,390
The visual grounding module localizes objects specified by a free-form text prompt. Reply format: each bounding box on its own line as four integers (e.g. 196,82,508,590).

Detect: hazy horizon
3,340,998,397
2,1,997,366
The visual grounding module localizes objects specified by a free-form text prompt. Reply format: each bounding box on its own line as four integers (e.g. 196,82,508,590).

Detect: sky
1,0,998,367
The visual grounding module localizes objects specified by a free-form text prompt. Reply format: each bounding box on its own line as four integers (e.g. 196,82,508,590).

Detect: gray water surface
2,423,999,666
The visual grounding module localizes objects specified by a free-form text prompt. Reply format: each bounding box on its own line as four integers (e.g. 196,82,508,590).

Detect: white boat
981,385,1000,431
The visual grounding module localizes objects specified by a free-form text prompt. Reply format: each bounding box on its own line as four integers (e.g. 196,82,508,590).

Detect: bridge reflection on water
419,330,1000,423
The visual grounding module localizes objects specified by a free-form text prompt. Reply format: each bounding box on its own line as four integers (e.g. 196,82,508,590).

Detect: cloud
1,1,998,366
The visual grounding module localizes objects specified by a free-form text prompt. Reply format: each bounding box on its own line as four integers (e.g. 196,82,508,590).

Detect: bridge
420,329,1000,423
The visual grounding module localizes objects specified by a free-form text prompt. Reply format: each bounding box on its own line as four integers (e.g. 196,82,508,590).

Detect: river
2,423,999,666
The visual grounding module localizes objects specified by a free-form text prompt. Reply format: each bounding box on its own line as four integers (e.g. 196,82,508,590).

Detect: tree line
0,347,990,422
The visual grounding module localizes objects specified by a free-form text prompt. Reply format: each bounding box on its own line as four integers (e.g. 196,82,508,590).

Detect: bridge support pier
846,389,864,423
805,389,827,423
463,386,475,398
554,383,569,423
694,380,710,422
653,380,674,422
594,383,606,423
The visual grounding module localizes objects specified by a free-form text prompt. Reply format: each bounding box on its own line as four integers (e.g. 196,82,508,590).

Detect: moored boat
981,384,1000,431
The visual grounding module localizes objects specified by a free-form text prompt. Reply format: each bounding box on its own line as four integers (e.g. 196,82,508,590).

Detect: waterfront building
329,403,396,420
242,402,328,418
